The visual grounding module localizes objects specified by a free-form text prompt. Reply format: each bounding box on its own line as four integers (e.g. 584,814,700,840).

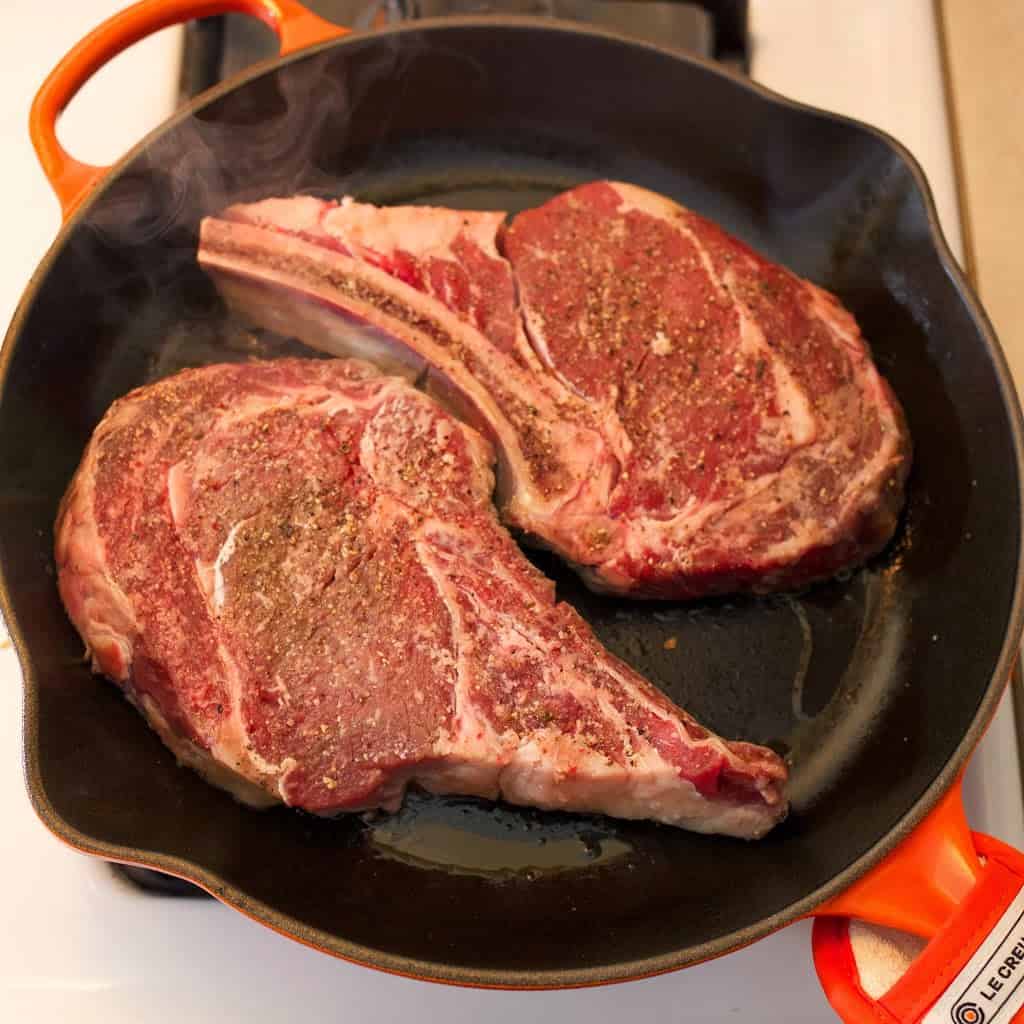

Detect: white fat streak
166,462,190,526
718,272,817,446
806,283,867,357
226,195,330,237
650,330,673,356
209,639,297,786
643,490,749,546
212,520,244,612
206,385,372,439
754,515,835,565
765,429,904,568
267,674,292,705
413,528,508,764
56,430,140,682
605,182,680,219
517,303,593,403
617,460,812,569
358,407,379,476
612,182,819,446
618,395,904,576
608,182,737,318
328,199,504,269
769,356,817,444
138,695,279,809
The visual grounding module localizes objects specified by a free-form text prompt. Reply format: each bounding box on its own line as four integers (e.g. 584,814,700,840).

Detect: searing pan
3,0,1024,1017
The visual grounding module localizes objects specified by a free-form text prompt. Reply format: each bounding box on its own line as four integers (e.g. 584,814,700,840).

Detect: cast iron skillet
3,0,1024,1002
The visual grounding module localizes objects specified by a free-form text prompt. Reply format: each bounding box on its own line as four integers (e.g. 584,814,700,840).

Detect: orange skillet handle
812,778,1024,1023
30,0,349,220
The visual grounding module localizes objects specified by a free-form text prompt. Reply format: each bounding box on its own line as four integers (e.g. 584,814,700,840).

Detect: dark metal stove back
178,0,746,103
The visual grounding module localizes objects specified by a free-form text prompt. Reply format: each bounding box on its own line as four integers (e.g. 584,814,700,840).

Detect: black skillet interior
2,20,1021,986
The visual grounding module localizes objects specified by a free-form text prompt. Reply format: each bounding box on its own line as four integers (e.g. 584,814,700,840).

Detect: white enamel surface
2,1,1021,1020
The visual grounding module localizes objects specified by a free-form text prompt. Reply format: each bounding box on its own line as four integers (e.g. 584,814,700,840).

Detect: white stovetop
1,1,1020,1020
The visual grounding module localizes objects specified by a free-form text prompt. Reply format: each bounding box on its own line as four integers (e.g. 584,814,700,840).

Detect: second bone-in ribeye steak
55,359,787,838
198,181,910,599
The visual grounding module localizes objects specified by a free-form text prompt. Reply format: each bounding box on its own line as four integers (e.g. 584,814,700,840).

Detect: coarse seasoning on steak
55,359,788,839
198,181,911,599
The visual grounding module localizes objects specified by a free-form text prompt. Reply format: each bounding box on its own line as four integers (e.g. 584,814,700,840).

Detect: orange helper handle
29,0,349,220
811,777,1024,1023
814,777,981,938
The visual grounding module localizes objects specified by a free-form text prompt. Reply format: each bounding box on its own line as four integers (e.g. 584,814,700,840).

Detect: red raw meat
56,359,787,838
199,181,910,599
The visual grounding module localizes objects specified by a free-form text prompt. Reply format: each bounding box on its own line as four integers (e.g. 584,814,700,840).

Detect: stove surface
2,1,1020,1020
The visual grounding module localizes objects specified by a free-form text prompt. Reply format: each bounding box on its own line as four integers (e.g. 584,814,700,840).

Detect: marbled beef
56,359,787,838
198,181,910,599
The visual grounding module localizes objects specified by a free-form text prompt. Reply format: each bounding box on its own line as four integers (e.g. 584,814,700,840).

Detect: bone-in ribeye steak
199,181,911,599
56,359,787,838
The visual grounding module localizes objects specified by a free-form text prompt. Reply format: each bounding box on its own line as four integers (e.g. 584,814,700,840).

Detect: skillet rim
3,15,1023,988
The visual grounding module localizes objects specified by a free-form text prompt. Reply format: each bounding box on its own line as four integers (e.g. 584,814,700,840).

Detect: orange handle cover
812,780,1024,1022
813,778,981,938
29,0,348,219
